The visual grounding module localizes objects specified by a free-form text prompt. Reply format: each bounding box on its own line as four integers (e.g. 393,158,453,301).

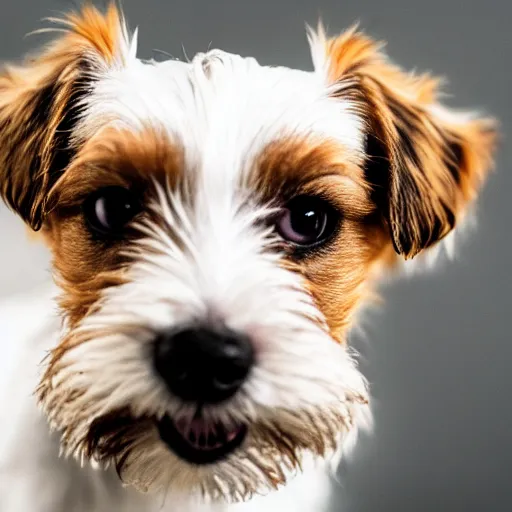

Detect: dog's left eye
83,186,141,236
276,195,339,247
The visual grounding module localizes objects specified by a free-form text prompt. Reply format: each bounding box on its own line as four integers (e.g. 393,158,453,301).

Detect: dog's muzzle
152,325,254,464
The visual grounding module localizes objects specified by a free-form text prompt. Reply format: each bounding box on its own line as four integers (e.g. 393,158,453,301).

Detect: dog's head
0,4,496,502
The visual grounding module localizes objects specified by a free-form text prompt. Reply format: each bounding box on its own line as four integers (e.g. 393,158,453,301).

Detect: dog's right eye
83,186,141,236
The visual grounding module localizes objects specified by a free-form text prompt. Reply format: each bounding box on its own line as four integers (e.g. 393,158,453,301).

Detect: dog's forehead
78,49,364,166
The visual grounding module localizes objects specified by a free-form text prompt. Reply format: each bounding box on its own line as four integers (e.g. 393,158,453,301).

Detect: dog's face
0,4,496,502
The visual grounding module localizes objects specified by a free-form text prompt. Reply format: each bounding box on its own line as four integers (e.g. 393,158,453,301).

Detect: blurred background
0,0,509,511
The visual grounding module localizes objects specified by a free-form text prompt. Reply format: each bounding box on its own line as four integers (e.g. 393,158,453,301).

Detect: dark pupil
291,206,324,237
97,192,134,229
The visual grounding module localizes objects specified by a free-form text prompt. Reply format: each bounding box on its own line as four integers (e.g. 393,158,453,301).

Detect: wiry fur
0,4,496,512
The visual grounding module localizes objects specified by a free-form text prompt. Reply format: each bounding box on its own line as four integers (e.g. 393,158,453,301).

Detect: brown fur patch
255,135,371,214
62,3,126,65
322,26,498,259
47,126,184,211
0,3,127,230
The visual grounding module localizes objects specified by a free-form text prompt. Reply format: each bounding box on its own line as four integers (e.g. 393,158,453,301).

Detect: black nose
153,325,254,404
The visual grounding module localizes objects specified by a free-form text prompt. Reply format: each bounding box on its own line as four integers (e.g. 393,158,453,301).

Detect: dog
0,4,497,512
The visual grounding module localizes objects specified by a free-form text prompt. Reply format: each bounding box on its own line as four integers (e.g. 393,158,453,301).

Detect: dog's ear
309,25,498,259
0,3,133,231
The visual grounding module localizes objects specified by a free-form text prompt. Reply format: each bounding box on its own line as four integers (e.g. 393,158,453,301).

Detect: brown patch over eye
252,134,388,340
43,127,184,327
254,135,367,201
47,126,184,212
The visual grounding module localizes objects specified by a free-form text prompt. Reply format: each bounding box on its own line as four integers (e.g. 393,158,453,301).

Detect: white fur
74,30,365,166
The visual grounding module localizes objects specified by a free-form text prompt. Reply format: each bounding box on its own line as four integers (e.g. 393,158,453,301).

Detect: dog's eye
276,195,339,247
83,186,141,236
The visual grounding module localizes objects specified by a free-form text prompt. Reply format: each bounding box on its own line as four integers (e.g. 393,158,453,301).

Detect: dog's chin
157,415,248,465
71,400,362,501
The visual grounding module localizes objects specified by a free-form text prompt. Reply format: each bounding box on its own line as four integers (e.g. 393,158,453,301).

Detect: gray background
0,1,509,511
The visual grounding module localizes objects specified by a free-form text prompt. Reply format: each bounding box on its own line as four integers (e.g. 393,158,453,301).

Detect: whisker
152,48,175,60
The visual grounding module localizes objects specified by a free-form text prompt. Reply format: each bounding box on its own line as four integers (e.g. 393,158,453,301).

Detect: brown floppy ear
0,3,131,231
311,26,498,259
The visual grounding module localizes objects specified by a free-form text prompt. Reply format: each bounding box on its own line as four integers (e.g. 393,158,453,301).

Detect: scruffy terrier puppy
0,4,497,512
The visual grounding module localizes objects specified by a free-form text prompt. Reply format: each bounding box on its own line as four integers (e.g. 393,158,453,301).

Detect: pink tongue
174,418,240,450
226,430,238,443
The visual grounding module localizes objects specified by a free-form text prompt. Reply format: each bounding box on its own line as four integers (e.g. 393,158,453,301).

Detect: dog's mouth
157,415,247,464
